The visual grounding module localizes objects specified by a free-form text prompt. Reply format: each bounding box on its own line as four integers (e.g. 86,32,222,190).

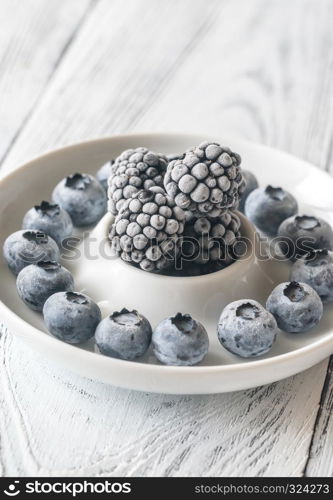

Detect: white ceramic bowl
74,210,269,329
1,133,333,394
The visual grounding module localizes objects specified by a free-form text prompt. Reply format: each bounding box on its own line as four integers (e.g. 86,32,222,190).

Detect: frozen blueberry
16,261,74,312
22,201,73,246
3,230,60,275
278,214,333,260
43,291,101,344
217,300,278,358
245,186,298,236
266,281,323,333
290,249,333,302
152,313,209,366
238,170,259,212
53,173,107,226
167,153,185,162
96,160,115,191
95,308,152,360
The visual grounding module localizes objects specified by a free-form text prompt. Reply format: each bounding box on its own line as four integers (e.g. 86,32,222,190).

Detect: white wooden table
1,0,333,477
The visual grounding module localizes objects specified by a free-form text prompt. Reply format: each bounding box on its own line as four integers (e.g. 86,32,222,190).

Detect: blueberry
43,291,101,344
22,201,73,246
52,173,107,226
95,308,152,360
290,249,333,303
166,153,185,162
245,185,298,236
217,299,278,358
278,214,333,260
16,261,74,311
152,313,209,366
238,170,259,212
266,281,323,333
96,161,115,191
3,230,60,275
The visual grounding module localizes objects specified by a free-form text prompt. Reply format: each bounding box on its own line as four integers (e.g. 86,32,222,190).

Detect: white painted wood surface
0,0,332,477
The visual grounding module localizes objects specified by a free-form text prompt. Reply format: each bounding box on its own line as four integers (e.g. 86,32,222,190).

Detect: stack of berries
108,142,244,275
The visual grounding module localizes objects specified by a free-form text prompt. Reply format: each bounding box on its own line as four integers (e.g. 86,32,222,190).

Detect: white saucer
1,133,333,394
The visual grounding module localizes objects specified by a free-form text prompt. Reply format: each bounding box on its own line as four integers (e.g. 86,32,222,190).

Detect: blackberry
167,152,185,162
109,187,185,273
107,147,168,215
179,211,241,269
164,141,243,217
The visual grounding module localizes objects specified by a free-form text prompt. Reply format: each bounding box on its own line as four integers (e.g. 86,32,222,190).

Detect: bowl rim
1,132,333,378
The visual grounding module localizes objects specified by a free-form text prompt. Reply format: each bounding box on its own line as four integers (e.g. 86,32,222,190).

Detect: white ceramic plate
1,133,333,394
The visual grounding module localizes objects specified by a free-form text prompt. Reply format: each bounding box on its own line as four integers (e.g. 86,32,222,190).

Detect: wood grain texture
305,356,333,477
132,0,333,173
0,0,94,165
0,0,333,477
0,329,328,477
3,0,333,174
0,0,222,171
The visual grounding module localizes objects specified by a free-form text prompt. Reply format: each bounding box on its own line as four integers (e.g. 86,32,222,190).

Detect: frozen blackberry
164,141,243,217
107,147,168,215
167,260,224,277
109,187,185,273
179,211,241,268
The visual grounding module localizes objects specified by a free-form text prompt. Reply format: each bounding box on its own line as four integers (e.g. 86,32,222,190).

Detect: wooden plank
304,356,333,477
131,0,333,173
0,0,222,172
0,330,328,477
3,0,333,174
0,0,94,165
1,0,333,477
